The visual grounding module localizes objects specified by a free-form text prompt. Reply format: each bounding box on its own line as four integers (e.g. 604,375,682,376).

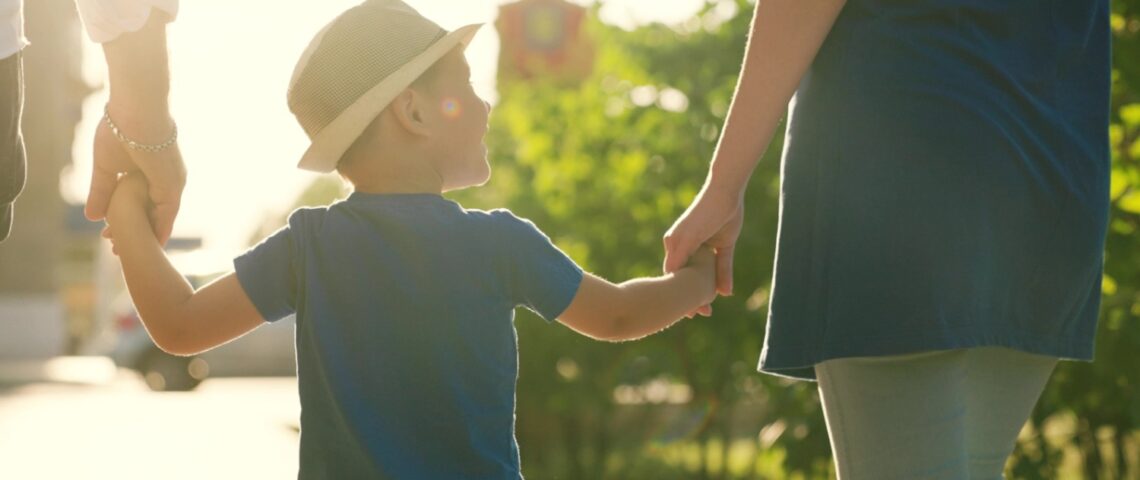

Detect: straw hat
288,0,481,172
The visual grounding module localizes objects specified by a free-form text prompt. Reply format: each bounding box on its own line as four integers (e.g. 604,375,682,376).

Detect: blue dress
758,0,1111,380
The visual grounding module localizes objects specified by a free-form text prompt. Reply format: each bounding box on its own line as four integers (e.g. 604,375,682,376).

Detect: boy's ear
389,88,432,137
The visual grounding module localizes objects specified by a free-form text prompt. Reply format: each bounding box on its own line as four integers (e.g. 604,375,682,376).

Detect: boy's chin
441,168,491,193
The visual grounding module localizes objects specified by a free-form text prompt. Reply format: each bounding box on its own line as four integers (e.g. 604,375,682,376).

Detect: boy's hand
686,246,718,309
105,173,151,230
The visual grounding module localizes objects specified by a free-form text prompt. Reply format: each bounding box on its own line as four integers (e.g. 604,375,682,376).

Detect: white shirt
0,0,26,59
74,0,179,43
0,0,179,57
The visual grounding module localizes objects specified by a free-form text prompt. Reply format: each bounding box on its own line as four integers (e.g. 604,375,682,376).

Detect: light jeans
815,347,1057,480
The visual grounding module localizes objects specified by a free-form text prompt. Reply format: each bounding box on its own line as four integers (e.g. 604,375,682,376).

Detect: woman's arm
664,0,847,298
707,0,847,197
81,4,186,246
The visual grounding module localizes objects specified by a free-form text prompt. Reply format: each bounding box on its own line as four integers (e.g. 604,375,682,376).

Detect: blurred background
1,0,1139,478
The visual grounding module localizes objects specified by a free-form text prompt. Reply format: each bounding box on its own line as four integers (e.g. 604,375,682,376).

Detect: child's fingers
684,304,712,319
101,226,120,256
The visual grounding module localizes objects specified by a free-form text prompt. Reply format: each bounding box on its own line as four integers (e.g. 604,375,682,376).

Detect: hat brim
297,23,483,173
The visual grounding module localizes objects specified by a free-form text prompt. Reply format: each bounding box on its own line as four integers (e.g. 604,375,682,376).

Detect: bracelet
103,104,178,153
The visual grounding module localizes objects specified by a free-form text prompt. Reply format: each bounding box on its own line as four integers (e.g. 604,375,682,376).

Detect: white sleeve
74,0,178,43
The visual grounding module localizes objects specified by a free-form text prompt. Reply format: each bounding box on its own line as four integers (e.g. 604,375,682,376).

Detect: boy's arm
558,249,717,342
106,176,264,356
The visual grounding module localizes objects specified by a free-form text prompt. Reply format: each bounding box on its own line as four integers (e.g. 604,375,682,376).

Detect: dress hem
757,328,1095,381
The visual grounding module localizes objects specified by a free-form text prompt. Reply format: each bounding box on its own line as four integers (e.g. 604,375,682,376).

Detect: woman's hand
86,110,185,246
663,184,745,315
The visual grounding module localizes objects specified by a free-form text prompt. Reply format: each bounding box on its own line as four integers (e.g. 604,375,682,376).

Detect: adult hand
83,9,182,245
663,184,745,315
85,107,186,245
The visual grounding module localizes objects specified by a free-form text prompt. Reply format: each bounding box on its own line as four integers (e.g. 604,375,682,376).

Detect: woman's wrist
103,101,175,146
102,11,173,143
702,169,747,207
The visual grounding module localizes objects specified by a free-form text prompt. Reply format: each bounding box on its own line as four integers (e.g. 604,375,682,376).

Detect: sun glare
66,0,706,258
441,97,463,118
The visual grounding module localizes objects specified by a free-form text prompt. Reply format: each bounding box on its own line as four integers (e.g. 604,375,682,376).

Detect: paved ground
0,357,300,479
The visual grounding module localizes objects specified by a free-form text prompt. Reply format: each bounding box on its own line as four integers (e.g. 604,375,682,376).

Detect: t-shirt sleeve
233,216,299,323
494,211,584,322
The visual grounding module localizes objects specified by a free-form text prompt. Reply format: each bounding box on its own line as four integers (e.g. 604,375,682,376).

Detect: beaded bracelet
103,105,178,153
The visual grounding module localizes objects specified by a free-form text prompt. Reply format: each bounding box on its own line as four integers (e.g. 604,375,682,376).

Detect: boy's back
236,192,582,478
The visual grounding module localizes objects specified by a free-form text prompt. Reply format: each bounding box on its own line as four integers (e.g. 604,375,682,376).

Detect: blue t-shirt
234,193,583,479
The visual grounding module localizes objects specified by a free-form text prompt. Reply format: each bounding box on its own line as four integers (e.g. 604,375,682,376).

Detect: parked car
109,281,296,392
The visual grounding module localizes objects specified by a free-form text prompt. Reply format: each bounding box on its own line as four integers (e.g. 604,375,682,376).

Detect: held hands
686,245,719,306
664,183,746,317
103,172,153,253
105,172,150,222
85,106,186,245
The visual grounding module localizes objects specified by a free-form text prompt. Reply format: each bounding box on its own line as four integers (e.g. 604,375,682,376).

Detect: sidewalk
0,356,118,387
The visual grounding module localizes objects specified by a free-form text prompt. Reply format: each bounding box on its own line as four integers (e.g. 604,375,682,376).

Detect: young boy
105,1,716,478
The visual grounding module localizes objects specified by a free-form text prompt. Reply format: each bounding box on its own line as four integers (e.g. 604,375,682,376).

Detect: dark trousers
0,51,25,242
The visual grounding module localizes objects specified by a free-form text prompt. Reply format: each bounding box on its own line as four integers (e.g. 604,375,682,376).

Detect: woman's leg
963,347,1056,479
816,350,971,479
815,347,1058,480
